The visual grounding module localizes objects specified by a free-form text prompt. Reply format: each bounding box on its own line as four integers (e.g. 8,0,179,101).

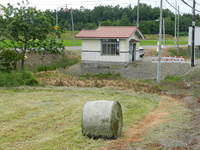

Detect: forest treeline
48,3,200,35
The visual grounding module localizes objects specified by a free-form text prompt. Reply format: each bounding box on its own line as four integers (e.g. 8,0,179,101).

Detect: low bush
0,71,39,87
0,48,22,72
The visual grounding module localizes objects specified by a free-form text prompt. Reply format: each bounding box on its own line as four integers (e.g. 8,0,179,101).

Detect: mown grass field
0,87,160,150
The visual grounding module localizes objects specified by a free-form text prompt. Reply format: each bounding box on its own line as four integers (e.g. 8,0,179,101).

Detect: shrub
0,49,21,72
0,71,39,87
37,65,57,72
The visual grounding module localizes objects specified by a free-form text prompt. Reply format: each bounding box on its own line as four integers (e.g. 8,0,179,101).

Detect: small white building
76,26,144,64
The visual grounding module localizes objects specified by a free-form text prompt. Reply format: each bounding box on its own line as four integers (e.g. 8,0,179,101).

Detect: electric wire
180,0,200,13
165,0,184,14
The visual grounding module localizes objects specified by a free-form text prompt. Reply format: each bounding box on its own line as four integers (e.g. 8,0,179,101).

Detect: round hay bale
82,100,123,139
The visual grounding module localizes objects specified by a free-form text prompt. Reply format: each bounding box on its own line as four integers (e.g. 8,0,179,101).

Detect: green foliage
164,75,183,82
0,71,39,87
0,48,22,71
43,3,193,35
0,1,60,70
79,73,122,80
34,38,64,55
36,65,56,72
36,56,79,72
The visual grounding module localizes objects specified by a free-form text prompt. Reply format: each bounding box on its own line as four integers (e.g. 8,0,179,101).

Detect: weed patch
36,56,80,72
0,71,39,87
165,75,183,82
79,73,122,80
168,47,189,59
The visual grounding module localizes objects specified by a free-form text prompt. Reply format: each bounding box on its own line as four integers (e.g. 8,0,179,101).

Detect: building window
101,39,120,55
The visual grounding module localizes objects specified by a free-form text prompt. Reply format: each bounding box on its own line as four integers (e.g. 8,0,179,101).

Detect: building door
129,42,136,62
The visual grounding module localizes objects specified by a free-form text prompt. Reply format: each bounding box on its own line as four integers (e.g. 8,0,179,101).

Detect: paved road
65,46,81,51
65,45,188,51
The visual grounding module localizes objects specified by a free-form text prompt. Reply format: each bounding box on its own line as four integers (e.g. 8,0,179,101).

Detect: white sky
0,0,198,14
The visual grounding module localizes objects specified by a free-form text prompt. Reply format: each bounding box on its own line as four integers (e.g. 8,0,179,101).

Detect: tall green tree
0,1,60,70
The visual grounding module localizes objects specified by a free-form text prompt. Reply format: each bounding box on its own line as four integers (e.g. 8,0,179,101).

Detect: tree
0,1,59,70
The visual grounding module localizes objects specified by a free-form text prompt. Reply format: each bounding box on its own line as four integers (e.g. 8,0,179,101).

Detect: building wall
81,32,142,63
81,39,131,63
82,39,101,51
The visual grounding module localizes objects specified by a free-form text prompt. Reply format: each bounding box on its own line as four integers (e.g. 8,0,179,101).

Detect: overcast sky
0,0,198,14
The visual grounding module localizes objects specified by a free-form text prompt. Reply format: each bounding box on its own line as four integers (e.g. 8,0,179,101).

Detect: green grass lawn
140,40,188,46
0,87,160,150
63,40,82,46
63,39,188,47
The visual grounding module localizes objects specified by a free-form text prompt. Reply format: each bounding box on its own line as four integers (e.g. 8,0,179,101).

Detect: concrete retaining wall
81,61,191,80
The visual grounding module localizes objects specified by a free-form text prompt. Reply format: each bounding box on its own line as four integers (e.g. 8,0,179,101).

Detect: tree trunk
21,48,26,70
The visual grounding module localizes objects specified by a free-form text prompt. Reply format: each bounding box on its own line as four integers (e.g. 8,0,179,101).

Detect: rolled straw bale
82,100,123,139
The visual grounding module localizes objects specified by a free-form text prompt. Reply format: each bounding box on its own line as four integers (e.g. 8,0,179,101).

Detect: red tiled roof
75,26,140,39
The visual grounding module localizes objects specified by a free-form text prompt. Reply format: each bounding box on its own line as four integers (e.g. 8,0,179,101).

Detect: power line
188,0,200,6
180,0,200,13
165,0,183,14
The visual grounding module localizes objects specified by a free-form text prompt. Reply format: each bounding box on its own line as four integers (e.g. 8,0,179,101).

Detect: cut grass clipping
0,87,160,150
0,71,39,87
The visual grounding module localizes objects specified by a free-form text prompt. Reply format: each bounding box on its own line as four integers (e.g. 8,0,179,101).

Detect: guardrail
152,56,186,63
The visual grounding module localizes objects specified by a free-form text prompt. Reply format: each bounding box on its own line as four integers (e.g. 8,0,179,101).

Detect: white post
71,8,75,42
163,19,166,47
157,0,163,83
137,0,140,28
174,0,178,52
177,5,180,52
55,10,58,26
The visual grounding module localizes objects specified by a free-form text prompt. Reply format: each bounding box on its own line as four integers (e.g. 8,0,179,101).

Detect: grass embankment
36,56,80,72
0,87,160,150
35,71,161,94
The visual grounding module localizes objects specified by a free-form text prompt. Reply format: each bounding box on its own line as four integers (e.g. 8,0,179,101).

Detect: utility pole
191,0,196,67
157,0,163,83
137,0,140,28
70,8,75,40
174,0,178,52
163,19,166,46
55,10,58,26
177,5,180,52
